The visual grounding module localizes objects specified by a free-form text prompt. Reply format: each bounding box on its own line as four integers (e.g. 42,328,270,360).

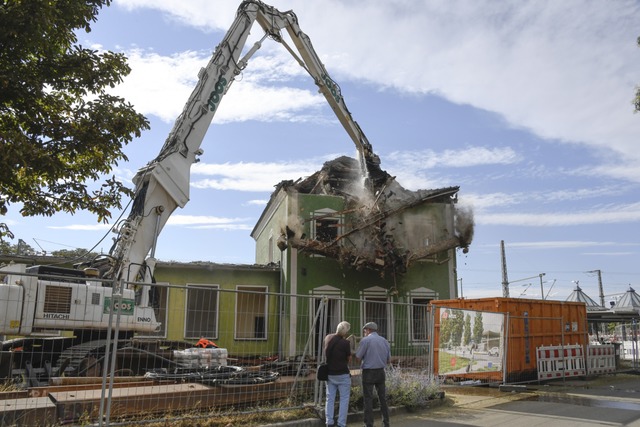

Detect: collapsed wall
277,156,473,277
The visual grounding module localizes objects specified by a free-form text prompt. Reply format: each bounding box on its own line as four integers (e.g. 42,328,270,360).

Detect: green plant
348,366,442,411
385,366,441,409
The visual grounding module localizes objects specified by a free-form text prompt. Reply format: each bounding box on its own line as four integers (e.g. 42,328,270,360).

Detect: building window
312,209,341,242
361,287,392,341
235,286,268,340
185,284,219,339
407,287,437,344
310,285,343,355
410,297,431,342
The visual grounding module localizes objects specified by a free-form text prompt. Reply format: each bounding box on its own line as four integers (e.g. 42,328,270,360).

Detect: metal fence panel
0,270,433,426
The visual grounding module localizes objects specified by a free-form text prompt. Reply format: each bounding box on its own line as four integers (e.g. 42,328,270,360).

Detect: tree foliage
0,239,98,260
463,313,471,346
473,311,484,344
440,309,465,347
0,239,35,255
50,248,99,259
0,0,150,240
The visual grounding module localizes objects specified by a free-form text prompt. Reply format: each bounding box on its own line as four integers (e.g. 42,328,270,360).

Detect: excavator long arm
104,0,378,294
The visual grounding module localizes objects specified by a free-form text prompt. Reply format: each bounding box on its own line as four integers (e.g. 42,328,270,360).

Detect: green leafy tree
440,311,453,346
463,313,472,346
449,309,465,347
473,311,484,344
0,239,35,255
51,248,99,260
0,239,11,254
0,0,150,241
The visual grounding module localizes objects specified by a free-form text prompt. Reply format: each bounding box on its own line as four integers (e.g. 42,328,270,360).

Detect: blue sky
6,0,640,302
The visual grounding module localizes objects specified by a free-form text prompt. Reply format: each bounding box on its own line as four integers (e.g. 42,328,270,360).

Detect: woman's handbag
317,363,329,381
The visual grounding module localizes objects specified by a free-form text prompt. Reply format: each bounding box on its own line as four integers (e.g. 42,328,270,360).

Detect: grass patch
438,352,471,373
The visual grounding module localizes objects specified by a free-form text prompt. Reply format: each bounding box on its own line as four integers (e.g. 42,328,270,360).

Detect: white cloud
110,48,327,124
115,0,239,29
49,224,112,231
505,241,634,249
191,160,321,191
167,214,253,230
114,0,640,182
463,186,630,212
245,199,268,206
388,146,520,170
582,252,636,256
478,202,640,226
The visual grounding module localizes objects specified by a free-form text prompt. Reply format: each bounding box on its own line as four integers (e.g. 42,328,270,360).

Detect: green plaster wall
276,192,456,358
154,264,280,356
253,192,288,265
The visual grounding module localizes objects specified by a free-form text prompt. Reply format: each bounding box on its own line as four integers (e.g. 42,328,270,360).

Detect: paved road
348,373,640,427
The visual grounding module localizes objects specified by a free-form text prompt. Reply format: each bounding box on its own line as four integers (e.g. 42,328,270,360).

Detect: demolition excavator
0,0,379,383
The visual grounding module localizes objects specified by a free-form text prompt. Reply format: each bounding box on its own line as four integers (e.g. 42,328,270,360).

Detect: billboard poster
438,308,505,376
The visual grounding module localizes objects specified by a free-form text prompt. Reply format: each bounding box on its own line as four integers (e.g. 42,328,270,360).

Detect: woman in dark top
323,321,352,427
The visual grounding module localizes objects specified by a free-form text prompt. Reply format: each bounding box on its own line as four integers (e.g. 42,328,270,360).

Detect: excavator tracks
53,340,110,377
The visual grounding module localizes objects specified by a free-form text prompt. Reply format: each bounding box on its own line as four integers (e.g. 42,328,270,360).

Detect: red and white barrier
536,344,586,380
586,344,616,375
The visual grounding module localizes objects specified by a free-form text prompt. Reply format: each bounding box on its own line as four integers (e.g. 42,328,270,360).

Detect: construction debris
275,156,474,277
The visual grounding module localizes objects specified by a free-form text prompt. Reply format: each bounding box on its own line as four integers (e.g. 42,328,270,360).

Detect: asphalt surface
380,372,640,427
273,372,640,427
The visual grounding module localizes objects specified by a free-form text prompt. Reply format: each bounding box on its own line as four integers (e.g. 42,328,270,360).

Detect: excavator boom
106,1,378,295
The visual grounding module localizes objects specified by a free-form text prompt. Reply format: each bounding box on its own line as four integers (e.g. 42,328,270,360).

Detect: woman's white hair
336,321,351,336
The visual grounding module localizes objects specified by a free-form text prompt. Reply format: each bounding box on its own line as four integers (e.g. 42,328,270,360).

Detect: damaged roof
257,156,473,277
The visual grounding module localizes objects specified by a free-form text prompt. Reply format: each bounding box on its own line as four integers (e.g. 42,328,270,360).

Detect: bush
349,366,442,411
385,366,441,409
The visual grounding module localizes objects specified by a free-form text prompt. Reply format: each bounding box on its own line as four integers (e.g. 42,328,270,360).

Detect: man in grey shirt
356,322,391,427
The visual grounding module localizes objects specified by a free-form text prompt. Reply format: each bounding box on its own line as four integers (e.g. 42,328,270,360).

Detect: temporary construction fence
536,344,586,380
1,266,634,426
432,302,629,385
430,298,590,385
536,343,622,380
585,344,617,376
0,273,434,427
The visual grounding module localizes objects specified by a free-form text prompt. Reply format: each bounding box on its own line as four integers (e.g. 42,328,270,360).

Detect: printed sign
103,297,135,315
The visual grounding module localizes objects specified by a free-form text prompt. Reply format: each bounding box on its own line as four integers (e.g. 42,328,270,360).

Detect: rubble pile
278,156,473,277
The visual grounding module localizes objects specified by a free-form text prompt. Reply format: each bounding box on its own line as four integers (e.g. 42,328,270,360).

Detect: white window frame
234,285,269,341
309,285,343,354
184,283,220,340
407,287,438,345
360,286,394,342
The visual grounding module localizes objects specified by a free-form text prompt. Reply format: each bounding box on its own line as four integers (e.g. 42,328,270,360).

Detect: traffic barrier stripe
586,344,615,375
537,344,616,379
536,344,585,380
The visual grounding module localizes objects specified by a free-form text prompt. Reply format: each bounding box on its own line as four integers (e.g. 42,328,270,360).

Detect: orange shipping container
431,297,588,382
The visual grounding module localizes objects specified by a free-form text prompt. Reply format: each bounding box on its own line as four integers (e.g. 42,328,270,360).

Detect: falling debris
275,156,474,277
